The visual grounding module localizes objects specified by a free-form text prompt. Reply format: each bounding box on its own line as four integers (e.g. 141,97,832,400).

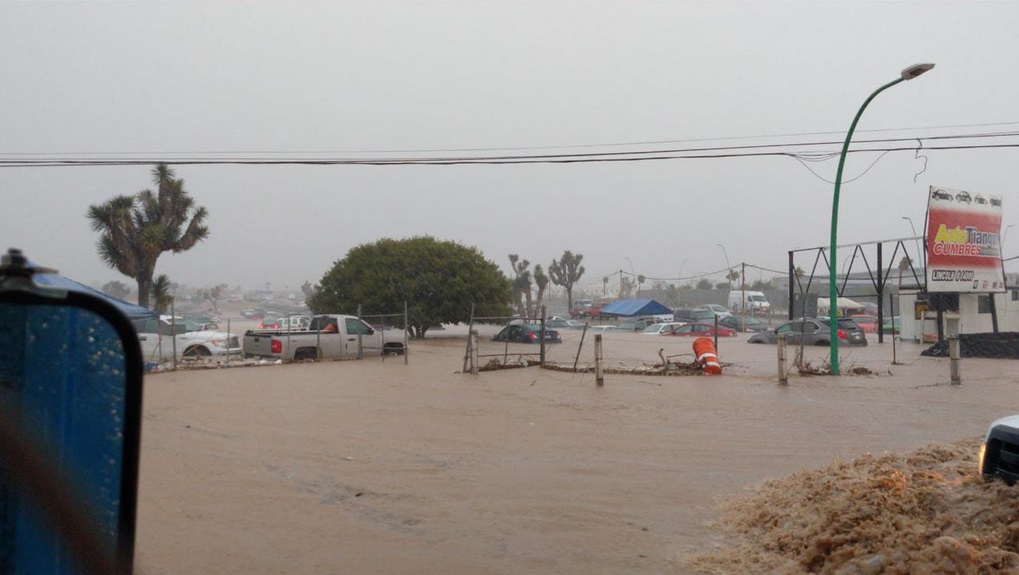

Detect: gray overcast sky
2,1,1018,295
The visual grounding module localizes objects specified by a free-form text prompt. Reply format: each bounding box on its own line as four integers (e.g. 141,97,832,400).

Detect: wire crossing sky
2,2,1018,289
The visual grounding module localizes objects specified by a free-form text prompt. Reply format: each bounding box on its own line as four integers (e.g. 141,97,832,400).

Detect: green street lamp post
829,63,934,374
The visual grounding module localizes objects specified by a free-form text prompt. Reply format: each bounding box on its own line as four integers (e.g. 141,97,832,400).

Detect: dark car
747,317,867,346
718,315,769,333
931,189,953,201
493,324,562,344
955,191,972,204
975,195,988,205
991,196,1003,207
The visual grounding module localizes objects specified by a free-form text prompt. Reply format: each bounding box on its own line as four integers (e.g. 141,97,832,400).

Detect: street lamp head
901,63,935,80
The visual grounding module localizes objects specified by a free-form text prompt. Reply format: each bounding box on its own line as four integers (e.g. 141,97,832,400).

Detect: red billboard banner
926,186,1005,293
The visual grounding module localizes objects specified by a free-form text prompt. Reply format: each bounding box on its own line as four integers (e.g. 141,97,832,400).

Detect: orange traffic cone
692,337,722,375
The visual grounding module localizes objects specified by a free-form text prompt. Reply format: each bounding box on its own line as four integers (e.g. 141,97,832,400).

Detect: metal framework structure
788,236,925,344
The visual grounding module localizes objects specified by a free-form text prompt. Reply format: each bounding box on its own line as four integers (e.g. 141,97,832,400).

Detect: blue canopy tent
598,299,673,318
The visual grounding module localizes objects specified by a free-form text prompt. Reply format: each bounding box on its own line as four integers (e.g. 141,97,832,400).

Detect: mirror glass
0,298,133,574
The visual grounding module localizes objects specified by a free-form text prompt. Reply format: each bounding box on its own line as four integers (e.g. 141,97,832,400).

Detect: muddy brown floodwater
134,331,1019,574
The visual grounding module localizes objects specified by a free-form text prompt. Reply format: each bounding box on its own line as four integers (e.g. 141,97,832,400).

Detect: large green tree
87,164,209,308
548,250,585,311
308,237,513,338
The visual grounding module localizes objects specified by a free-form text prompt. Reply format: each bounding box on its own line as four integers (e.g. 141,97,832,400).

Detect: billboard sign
925,186,1005,293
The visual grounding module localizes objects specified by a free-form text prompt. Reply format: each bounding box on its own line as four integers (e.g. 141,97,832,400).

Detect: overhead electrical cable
1,131,1017,168
3,121,1018,156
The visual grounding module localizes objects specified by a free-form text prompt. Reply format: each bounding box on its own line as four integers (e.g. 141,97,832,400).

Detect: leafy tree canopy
308,236,513,338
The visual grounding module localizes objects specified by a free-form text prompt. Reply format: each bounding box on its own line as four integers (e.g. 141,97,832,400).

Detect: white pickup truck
242,314,405,361
133,315,241,361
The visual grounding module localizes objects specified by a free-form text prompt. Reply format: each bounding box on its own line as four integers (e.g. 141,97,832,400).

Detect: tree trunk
566,289,573,312
136,277,151,309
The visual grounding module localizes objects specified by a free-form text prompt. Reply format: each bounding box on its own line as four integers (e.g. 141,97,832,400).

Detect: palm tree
87,164,209,308
602,276,609,295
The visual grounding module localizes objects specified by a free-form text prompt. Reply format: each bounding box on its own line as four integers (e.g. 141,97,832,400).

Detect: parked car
673,308,718,324
881,316,900,335
931,189,953,201
611,318,659,332
980,415,1019,484
748,317,867,346
641,322,684,335
257,316,281,330
492,324,562,344
569,300,593,319
668,323,736,338
851,315,879,334
241,307,265,319
718,315,769,333
956,191,972,203
547,317,586,330
699,304,733,318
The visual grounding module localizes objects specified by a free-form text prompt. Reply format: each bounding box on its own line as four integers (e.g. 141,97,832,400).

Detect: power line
3,121,1019,157
2,140,1018,168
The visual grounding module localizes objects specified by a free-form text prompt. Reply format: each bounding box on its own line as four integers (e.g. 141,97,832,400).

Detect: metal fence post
595,334,604,387
777,333,788,385
540,305,546,366
947,315,961,386
357,304,364,360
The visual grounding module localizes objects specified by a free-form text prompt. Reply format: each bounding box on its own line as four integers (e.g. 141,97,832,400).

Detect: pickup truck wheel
183,346,212,358
383,342,405,356
294,348,317,361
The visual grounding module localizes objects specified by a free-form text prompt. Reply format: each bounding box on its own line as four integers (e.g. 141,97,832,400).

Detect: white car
641,322,684,335
587,325,615,333
699,304,733,319
980,415,1019,484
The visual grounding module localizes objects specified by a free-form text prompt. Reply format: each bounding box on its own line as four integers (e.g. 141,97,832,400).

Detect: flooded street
133,335,1019,574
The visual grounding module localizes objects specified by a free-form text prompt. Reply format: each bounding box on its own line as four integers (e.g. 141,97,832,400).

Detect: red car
850,315,878,334
668,323,737,338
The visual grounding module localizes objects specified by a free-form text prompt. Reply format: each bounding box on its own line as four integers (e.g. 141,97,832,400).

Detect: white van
727,290,771,315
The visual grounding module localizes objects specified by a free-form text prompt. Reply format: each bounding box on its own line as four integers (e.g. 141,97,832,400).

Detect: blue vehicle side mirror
0,249,142,575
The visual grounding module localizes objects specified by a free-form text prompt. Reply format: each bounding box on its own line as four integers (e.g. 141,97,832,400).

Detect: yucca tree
87,164,209,308
150,274,174,314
